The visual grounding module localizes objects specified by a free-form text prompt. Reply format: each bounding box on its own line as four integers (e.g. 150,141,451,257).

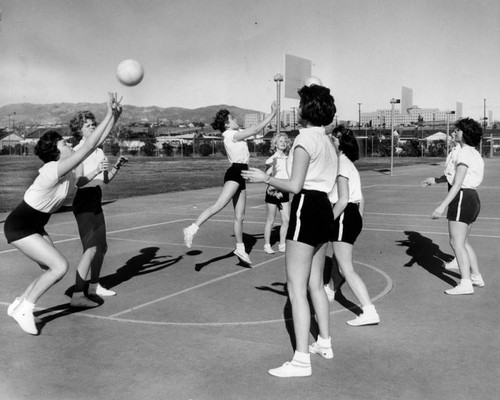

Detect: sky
1,0,499,122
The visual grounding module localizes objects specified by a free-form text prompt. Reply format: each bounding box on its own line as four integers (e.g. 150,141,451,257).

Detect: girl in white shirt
325,126,380,327
243,84,337,378
69,111,128,308
431,118,484,295
183,102,277,266
263,133,291,254
4,93,122,335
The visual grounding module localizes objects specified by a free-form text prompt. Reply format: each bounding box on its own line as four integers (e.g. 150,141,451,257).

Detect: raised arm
233,101,277,142
57,93,122,178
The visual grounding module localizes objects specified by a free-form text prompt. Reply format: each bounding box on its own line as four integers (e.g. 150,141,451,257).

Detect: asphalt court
1,158,499,400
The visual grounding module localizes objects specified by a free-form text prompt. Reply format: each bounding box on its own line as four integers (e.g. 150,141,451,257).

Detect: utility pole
358,103,362,132
274,73,283,134
390,98,400,176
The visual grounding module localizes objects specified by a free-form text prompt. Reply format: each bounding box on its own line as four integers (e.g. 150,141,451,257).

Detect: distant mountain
0,103,262,127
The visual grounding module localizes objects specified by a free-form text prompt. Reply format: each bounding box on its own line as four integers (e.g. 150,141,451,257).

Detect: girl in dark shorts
183,101,277,266
431,118,485,295
263,133,291,254
69,110,128,308
4,93,121,335
325,126,380,327
243,83,337,377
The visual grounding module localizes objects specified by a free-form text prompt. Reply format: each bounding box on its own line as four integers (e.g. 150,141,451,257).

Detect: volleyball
116,59,144,86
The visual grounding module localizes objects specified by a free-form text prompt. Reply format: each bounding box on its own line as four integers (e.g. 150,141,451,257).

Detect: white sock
362,304,376,313
20,299,35,310
236,243,245,251
189,223,199,233
317,335,331,348
293,350,310,364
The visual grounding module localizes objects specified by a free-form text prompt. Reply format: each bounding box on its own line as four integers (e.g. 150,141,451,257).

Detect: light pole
274,73,283,134
390,98,400,176
358,103,362,132
446,111,455,155
8,112,16,155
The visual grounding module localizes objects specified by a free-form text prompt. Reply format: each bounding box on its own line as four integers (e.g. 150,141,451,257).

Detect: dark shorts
331,202,362,245
447,189,480,224
265,185,290,207
73,187,107,250
224,163,248,190
286,189,334,247
4,200,51,243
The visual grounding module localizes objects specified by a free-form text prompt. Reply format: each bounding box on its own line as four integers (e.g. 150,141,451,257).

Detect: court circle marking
74,259,393,327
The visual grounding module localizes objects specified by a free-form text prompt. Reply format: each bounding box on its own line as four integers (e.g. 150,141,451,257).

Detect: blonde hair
270,132,291,153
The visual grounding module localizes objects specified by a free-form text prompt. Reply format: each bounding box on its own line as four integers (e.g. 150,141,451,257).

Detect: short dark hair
333,125,359,162
211,109,230,133
69,111,96,143
455,118,482,147
34,130,63,163
297,85,336,127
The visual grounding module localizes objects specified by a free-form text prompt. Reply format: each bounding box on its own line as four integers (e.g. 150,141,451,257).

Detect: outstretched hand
270,101,278,114
241,167,269,183
108,92,123,119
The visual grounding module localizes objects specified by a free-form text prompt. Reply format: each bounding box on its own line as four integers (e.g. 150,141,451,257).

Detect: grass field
0,155,443,213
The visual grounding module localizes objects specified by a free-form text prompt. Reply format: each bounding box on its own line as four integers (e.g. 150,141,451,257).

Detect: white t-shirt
73,141,107,187
24,161,75,213
287,126,337,193
265,152,289,179
328,153,362,204
456,146,484,189
223,129,250,164
444,143,460,185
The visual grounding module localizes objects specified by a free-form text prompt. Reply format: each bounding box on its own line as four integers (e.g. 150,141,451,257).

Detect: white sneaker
234,248,252,265
268,361,311,377
309,342,334,359
264,244,275,254
11,301,37,335
278,243,286,253
94,284,116,296
7,297,21,317
183,225,197,248
324,284,335,302
471,273,485,287
445,280,473,295
444,258,459,271
347,310,380,326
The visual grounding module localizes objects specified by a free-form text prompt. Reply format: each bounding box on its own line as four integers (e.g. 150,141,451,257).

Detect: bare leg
285,240,315,354
11,234,69,304
449,220,470,279
279,202,290,246
264,203,277,245
194,181,239,228
307,242,330,340
332,241,372,307
232,188,246,245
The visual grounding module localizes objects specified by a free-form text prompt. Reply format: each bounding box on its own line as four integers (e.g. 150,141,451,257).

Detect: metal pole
274,73,283,134
358,103,362,132
389,98,400,176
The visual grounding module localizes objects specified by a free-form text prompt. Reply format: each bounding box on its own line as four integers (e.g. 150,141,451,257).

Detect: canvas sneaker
471,273,485,288
278,243,286,253
268,361,311,378
93,283,116,297
264,244,275,254
444,258,459,271
347,309,380,326
445,280,473,295
11,301,37,335
309,342,334,359
234,249,252,266
7,297,21,317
